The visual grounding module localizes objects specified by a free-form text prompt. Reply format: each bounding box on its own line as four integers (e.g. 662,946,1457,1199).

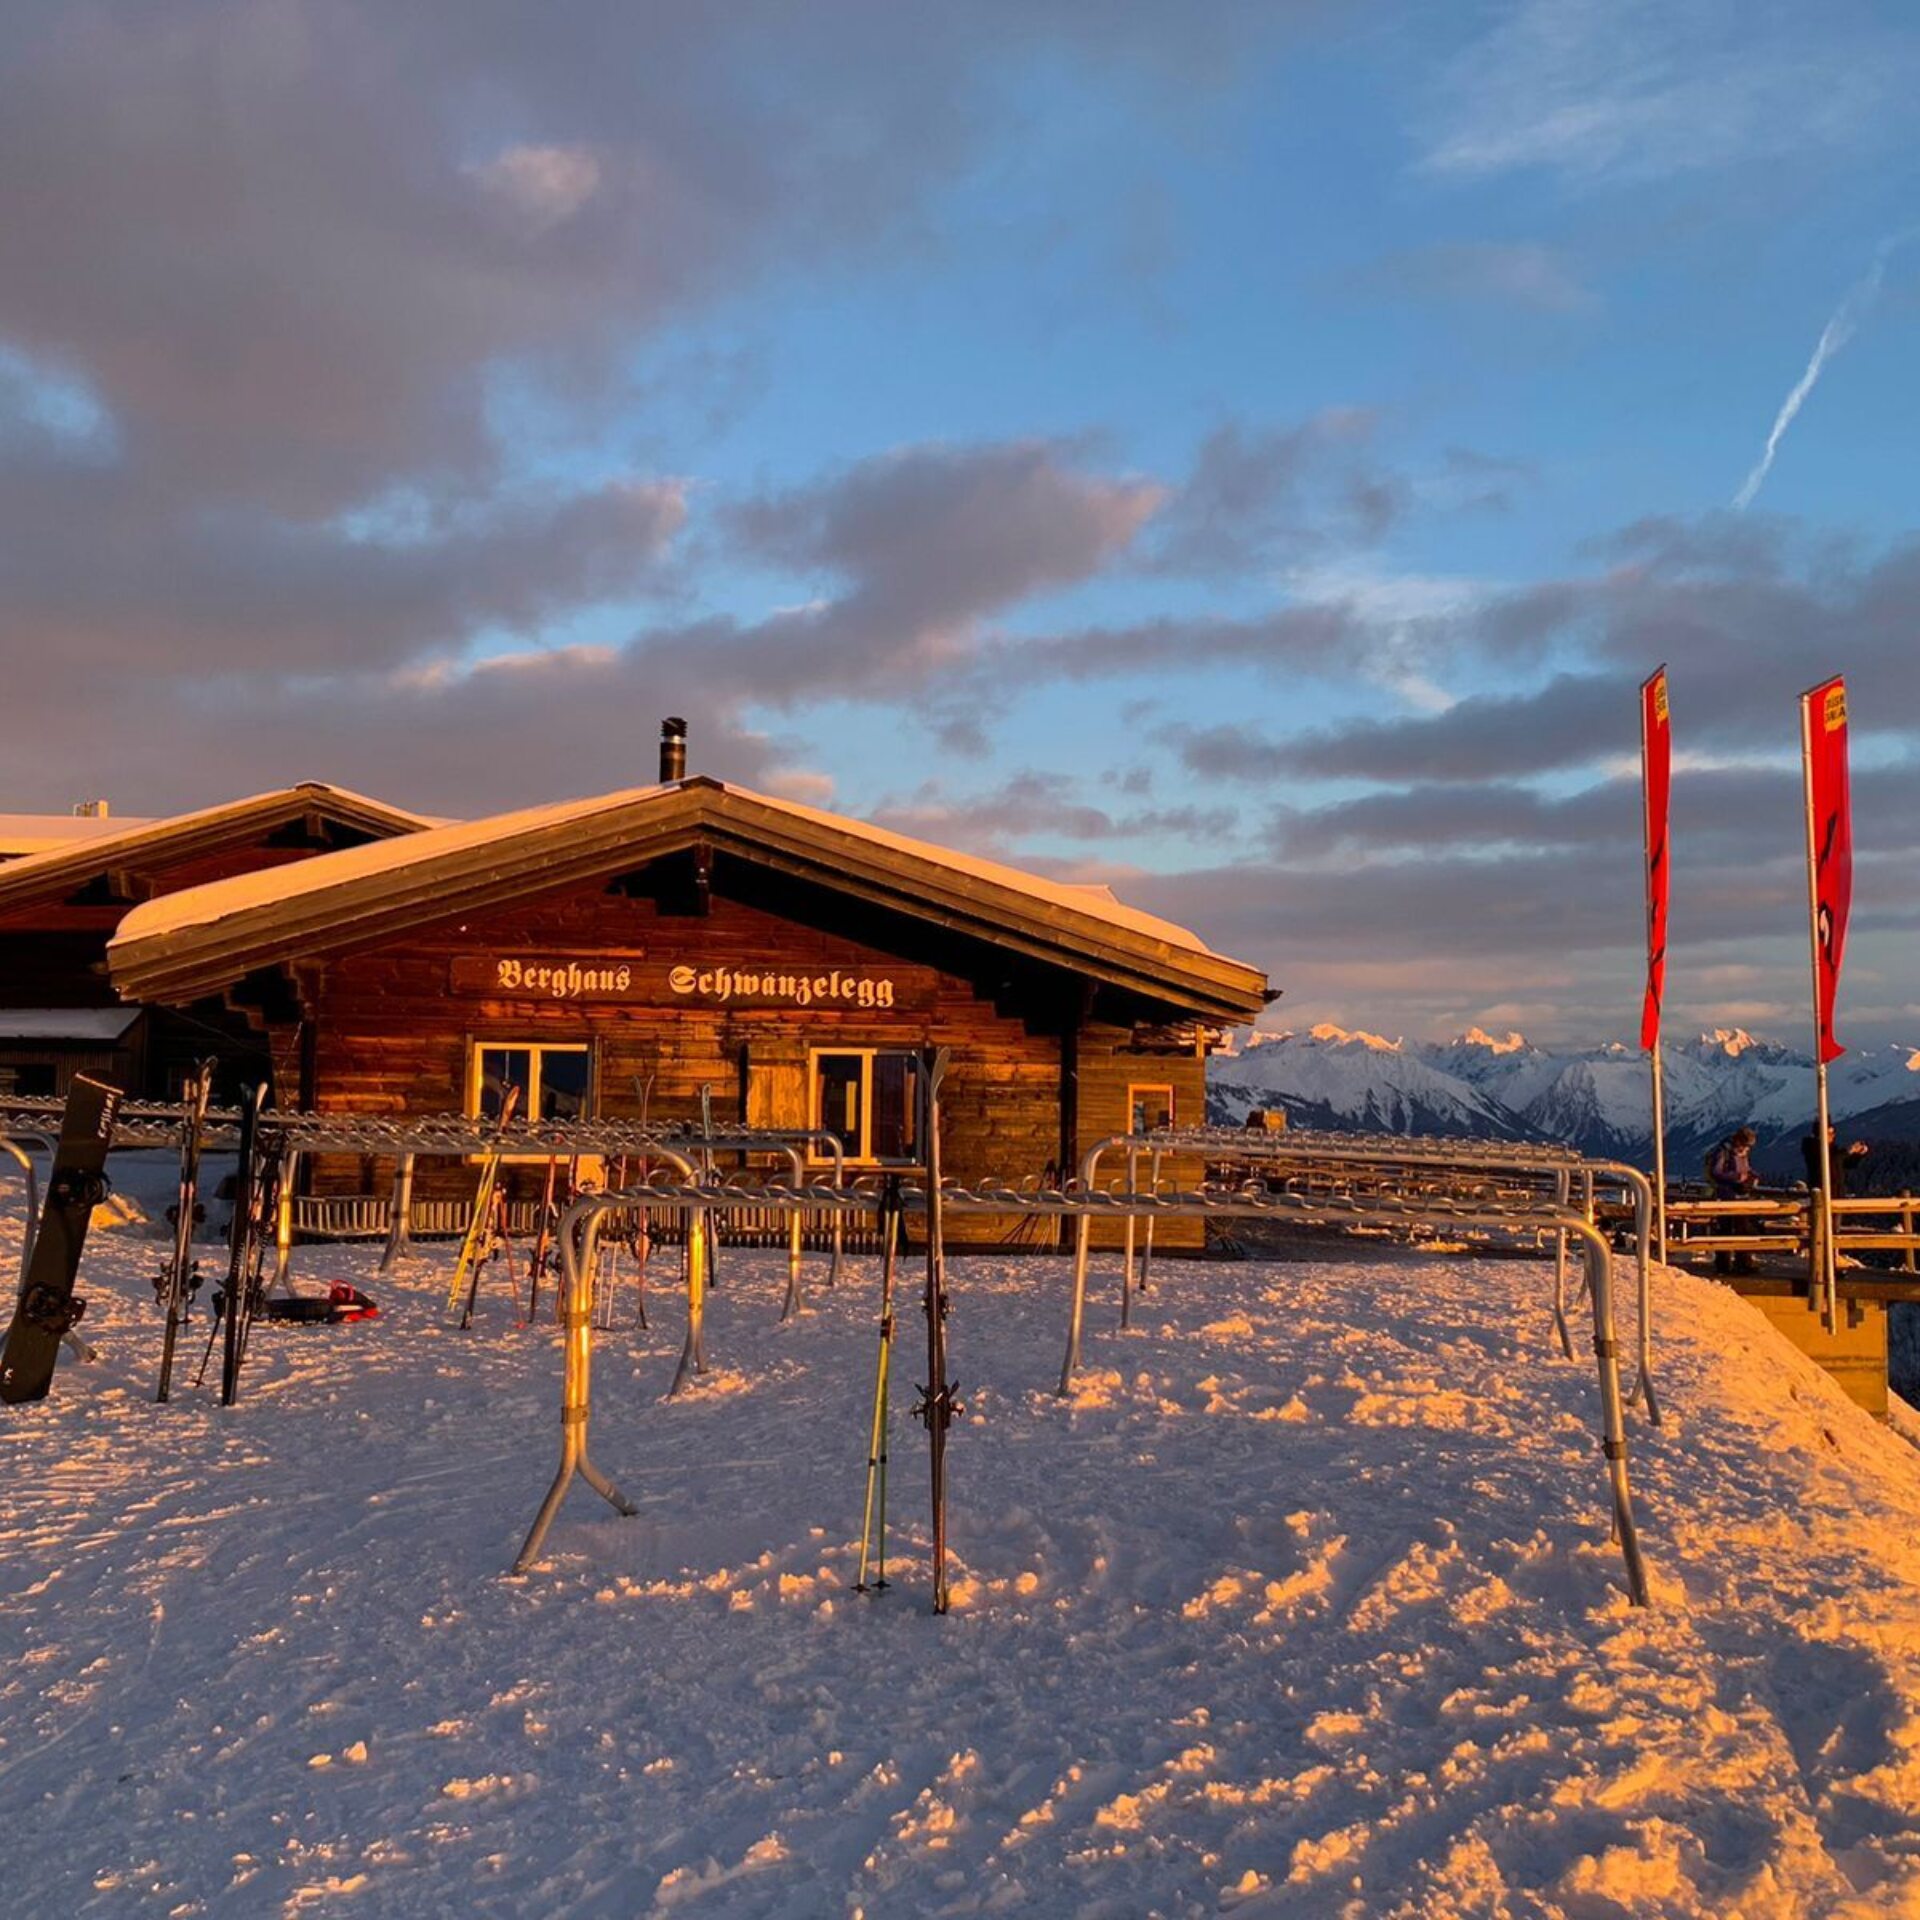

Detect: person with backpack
1706,1127,1758,1275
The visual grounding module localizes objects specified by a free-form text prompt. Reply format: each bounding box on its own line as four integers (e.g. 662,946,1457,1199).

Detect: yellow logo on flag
1653,677,1669,723
1823,685,1847,732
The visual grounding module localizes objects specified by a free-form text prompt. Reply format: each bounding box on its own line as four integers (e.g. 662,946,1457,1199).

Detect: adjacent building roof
0,783,437,920
107,777,1270,1023
0,1008,144,1044
0,813,158,860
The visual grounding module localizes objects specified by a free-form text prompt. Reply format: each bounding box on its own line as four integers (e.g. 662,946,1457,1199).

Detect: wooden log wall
299,883,1068,1246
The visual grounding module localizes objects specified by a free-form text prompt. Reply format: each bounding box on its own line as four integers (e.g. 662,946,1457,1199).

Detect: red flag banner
1639,667,1671,1051
1802,675,1853,1063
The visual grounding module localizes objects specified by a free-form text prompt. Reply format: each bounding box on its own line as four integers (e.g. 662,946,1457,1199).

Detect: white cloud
472,144,603,230
1423,0,1910,183
1284,565,1491,625
1283,565,1494,713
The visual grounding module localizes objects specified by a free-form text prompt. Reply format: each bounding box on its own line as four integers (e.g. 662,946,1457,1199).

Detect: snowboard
1,1075,123,1405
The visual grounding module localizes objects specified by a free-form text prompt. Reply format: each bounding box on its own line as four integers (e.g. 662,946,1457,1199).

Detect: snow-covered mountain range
1208,1023,1920,1168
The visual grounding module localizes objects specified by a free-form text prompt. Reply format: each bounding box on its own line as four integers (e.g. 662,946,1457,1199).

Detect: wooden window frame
806,1046,921,1168
466,1038,595,1156
1128,1081,1176,1135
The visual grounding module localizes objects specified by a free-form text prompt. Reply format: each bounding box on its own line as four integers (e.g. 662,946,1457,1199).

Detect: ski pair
192,1083,283,1406
854,1178,905,1592
155,1061,216,1403
447,1085,521,1328
854,1050,961,1614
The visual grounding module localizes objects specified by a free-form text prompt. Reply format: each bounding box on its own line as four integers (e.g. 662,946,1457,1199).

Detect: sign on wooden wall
448,951,936,1013
448,954,648,1002
666,965,936,1012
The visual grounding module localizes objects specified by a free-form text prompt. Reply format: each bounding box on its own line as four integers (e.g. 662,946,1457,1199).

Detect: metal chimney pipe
659,717,687,784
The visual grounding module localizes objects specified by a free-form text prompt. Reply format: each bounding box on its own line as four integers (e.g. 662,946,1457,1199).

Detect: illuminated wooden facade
107,777,1272,1245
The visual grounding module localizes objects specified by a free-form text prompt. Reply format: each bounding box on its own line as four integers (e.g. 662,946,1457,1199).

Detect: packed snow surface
7,1206,1920,1916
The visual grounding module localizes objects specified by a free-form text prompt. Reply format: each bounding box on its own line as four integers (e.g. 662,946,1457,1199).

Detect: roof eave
107,786,1271,1022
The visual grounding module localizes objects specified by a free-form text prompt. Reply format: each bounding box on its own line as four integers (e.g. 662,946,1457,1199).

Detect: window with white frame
1129,1082,1175,1134
469,1041,593,1125
809,1048,922,1164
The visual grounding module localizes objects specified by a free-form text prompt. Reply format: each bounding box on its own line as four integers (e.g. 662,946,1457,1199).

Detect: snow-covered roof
0,813,158,859
0,783,436,920
108,777,1270,1022
0,1007,143,1044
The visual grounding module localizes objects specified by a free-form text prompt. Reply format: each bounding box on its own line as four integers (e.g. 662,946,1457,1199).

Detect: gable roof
107,777,1270,1023
0,783,438,921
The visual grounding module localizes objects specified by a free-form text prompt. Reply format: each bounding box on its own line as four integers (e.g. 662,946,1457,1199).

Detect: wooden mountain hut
105,733,1272,1246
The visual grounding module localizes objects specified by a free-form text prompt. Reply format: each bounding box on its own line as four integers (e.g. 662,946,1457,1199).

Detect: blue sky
2,0,1917,1048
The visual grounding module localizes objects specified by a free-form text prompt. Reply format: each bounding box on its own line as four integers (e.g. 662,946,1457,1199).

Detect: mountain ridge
1208,1024,1920,1167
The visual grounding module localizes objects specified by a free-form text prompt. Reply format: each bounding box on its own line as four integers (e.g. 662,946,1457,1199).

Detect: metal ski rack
510,1165,1654,1610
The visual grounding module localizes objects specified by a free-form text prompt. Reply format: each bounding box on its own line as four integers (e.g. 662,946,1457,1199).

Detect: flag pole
1799,689,1839,1333
1639,668,1669,1262
1648,1047,1667,1264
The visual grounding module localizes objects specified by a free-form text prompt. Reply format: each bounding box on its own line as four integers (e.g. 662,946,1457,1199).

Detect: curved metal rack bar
1089,1130,1659,1422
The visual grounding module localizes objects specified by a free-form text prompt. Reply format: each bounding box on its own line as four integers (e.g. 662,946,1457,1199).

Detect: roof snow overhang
106,777,1270,1024
0,783,437,923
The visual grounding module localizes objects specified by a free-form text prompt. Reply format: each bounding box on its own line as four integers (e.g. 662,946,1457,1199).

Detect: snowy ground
7,1183,1920,1918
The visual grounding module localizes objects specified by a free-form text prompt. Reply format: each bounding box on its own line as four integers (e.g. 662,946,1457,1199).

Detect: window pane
539,1049,591,1122
1131,1086,1174,1133
815,1054,865,1157
871,1052,921,1162
477,1047,531,1121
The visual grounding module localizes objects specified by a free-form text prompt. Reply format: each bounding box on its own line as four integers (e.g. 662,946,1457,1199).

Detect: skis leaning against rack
448,1084,522,1326
912,1048,963,1615
154,1060,215,1403
855,1175,905,1594
193,1083,279,1406
2,1075,122,1405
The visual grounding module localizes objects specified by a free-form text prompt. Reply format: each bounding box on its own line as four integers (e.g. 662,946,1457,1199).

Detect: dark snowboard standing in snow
1,1074,123,1405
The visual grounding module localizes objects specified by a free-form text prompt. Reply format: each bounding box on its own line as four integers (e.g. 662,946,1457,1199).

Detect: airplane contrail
1733,232,1914,510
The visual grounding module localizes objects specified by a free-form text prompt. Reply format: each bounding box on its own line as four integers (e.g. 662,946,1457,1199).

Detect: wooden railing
290,1192,885,1252
1662,1193,1920,1273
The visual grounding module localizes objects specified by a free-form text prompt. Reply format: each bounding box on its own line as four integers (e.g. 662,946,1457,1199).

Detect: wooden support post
378,1153,415,1273
1056,991,1086,1253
